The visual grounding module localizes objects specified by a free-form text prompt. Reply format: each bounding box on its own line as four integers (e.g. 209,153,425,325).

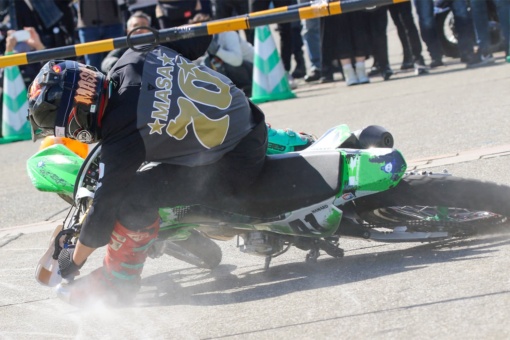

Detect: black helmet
27,60,108,143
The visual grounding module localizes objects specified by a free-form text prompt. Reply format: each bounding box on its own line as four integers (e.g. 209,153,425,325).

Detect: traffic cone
0,59,31,144
250,25,296,104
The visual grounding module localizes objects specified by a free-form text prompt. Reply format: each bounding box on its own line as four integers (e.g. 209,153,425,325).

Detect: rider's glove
58,247,85,280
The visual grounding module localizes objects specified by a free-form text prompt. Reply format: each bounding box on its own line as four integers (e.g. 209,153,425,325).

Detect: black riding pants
117,106,268,230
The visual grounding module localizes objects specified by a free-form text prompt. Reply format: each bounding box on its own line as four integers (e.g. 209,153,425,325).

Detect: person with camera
0,27,45,135
2,27,45,85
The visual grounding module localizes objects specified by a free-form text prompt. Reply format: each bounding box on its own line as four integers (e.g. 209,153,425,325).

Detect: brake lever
51,225,81,260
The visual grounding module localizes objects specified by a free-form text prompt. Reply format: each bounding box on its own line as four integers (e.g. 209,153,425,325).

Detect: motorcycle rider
27,23,314,304
27,32,272,305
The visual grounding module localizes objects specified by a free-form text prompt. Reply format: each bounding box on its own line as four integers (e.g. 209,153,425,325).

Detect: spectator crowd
0,0,509,106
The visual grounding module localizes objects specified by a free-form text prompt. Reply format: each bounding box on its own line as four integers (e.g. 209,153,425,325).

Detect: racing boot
57,219,160,307
266,124,316,155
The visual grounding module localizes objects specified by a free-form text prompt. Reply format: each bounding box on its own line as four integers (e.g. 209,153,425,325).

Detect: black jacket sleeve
101,47,128,74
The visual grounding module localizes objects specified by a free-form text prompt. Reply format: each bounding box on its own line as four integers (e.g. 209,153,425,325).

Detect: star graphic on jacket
177,56,197,82
148,119,165,135
158,53,174,66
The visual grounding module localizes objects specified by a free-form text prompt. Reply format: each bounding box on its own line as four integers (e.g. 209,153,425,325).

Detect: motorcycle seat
221,150,342,217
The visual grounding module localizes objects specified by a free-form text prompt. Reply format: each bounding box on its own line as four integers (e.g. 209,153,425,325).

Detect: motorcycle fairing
263,199,343,237
306,124,353,151
222,150,342,217
26,144,83,195
334,148,407,205
158,198,343,239
157,148,406,240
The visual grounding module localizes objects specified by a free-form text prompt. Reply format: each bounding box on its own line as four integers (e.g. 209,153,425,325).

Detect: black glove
58,247,85,279
207,37,220,56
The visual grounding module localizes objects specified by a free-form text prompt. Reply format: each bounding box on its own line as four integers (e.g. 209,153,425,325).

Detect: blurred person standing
318,14,343,84
298,0,322,83
334,11,370,86
76,0,125,69
211,0,249,19
125,0,160,29
412,0,489,68
320,12,376,85
470,0,509,60
289,17,306,79
211,0,253,41
156,0,211,28
388,1,427,75
366,6,393,81
101,11,152,73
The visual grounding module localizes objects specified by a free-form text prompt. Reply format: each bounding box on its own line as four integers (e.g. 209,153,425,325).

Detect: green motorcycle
27,124,510,287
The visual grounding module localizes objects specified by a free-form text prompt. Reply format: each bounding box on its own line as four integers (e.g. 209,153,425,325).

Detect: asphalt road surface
1,23,510,339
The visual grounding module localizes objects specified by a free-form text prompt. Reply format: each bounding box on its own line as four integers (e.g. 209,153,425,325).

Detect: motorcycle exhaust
238,232,284,256
341,125,394,149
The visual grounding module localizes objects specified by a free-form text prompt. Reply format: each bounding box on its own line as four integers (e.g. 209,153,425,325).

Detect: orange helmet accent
39,136,89,159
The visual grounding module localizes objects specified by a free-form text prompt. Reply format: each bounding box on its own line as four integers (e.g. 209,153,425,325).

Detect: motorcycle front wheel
354,175,510,236
74,144,222,269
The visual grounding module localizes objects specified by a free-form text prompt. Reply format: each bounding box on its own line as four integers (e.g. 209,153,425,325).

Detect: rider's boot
266,123,316,154
57,219,160,306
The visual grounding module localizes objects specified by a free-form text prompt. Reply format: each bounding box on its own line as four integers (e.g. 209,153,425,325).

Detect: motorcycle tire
73,143,102,201
74,145,222,269
435,10,460,59
435,8,504,59
162,230,222,269
354,175,510,236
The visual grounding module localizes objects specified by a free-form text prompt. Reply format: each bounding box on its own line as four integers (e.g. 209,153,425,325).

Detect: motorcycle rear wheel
163,230,222,269
354,175,510,236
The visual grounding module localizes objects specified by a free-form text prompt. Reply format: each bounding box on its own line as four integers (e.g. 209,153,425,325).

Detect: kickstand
305,246,320,263
264,256,272,271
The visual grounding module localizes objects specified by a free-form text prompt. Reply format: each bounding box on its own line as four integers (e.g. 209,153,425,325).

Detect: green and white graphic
1,59,31,144
250,25,296,104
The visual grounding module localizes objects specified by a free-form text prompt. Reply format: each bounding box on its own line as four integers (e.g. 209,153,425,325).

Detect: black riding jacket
79,36,256,248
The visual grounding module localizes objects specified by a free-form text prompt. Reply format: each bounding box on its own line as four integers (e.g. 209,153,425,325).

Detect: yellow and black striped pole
0,0,408,68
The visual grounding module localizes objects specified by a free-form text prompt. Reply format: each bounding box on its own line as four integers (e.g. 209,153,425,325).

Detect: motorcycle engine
238,232,284,256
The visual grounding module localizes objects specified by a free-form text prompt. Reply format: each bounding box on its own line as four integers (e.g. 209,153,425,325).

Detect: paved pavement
1,20,510,340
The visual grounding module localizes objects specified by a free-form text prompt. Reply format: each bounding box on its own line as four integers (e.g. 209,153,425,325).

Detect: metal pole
0,0,408,68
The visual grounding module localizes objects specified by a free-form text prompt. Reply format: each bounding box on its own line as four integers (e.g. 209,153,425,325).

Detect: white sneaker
414,63,429,76
355,61,369,84
287,74,298,90
343,64,359,86
481,54,495,64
